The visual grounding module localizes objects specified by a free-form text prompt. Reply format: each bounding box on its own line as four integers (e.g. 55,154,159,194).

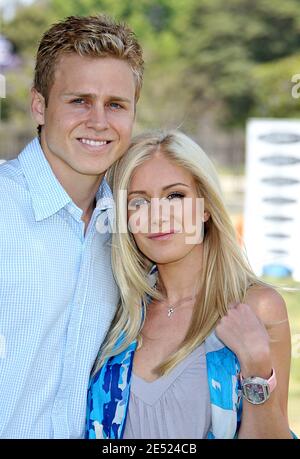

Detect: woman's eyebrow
128,183,190,196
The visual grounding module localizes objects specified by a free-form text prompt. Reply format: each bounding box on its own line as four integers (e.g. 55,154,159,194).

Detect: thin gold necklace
164,295,196,317
153,280,196,317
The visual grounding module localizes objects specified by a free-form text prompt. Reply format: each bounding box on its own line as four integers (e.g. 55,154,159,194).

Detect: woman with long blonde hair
86,130,294,439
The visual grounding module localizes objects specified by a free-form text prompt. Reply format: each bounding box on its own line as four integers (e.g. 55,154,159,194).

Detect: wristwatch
240,368,277,405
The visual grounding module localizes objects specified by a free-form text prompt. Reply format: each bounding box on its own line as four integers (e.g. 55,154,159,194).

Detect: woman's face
127,152,210,264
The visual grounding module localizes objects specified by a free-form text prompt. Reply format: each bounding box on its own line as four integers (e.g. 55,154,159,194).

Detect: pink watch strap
240,367,277,393
267,367,277,393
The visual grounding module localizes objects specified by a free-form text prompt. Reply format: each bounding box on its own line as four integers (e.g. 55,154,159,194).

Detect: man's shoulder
0,138,40,175
0,156,25,186
0,156,29,209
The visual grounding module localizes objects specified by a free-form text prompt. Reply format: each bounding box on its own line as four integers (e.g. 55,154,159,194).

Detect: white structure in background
244,118,300,280
0,34,20,70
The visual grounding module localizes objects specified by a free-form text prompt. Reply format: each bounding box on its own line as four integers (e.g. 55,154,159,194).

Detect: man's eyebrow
108,95,132,103
128,183,190,196
62,93,132,103
62,93,94,98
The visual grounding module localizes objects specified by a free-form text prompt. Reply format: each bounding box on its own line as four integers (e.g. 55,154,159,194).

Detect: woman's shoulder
244,284,288,326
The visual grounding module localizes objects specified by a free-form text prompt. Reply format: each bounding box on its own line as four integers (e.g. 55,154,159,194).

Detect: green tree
3,0,56,57
251,54,300,118
182,0,300,126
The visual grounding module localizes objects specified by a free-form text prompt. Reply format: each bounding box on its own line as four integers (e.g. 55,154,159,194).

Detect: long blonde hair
93,129,263,376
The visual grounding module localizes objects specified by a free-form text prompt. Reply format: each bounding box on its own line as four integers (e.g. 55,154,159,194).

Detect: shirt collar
19,137,113,222
95,176,114,211
19,138,72,221
94,177,115,233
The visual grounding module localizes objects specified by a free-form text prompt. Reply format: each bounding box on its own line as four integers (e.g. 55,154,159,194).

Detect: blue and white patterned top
86,262,243,440
86,331,243,439
86,265,298,440
0,138,119,438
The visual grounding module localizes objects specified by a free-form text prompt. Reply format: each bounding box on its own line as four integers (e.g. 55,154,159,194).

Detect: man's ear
31,87,46,126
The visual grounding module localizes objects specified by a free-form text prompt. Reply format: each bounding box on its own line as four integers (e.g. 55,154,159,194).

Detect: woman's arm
216,286,293,439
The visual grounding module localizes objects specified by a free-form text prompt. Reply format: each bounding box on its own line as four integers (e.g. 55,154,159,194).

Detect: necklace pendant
167,307,174,317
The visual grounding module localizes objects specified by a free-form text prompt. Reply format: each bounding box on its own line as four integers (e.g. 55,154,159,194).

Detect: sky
0,0,35,20
0,0,34,6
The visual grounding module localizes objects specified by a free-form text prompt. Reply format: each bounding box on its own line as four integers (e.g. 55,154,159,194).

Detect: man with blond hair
0,15,144,438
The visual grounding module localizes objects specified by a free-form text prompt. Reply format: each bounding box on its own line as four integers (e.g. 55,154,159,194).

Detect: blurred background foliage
1,0,300,163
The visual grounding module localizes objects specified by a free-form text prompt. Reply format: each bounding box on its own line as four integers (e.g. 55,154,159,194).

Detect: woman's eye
128,197,149,209
166,192,185,200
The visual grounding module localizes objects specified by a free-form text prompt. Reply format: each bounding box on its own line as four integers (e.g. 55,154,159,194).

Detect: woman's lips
148,231,176,240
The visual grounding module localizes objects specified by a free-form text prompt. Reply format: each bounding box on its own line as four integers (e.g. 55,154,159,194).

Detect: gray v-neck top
123,344,211,439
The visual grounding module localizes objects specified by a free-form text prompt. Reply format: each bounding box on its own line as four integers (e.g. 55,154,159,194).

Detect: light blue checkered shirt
0,138,119,438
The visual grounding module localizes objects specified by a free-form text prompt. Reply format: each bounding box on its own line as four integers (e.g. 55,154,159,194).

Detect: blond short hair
34,14,144,104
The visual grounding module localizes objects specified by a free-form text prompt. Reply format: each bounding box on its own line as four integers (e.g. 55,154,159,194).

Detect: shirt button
65,348,73,359
55,399,64,411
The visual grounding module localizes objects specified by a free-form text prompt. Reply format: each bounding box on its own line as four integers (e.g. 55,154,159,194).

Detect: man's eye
128,197,149,209
71,98,85,104
109,102,123,109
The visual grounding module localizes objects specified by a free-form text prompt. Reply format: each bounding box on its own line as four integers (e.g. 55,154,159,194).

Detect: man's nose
86,103,109,130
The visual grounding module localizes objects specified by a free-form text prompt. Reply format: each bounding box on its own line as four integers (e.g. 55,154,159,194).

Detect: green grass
264,276,300,436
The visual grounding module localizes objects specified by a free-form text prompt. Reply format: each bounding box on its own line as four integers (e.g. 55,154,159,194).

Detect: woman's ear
31,88,46,126
203,211,211,222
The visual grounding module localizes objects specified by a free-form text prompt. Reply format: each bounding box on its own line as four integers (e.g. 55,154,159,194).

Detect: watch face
243,382,269,404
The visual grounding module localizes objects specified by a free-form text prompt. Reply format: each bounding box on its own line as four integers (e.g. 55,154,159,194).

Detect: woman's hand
216,287,293,438
215,302,273,378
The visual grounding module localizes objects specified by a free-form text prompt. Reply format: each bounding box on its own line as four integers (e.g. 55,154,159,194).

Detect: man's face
31,54,136,185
